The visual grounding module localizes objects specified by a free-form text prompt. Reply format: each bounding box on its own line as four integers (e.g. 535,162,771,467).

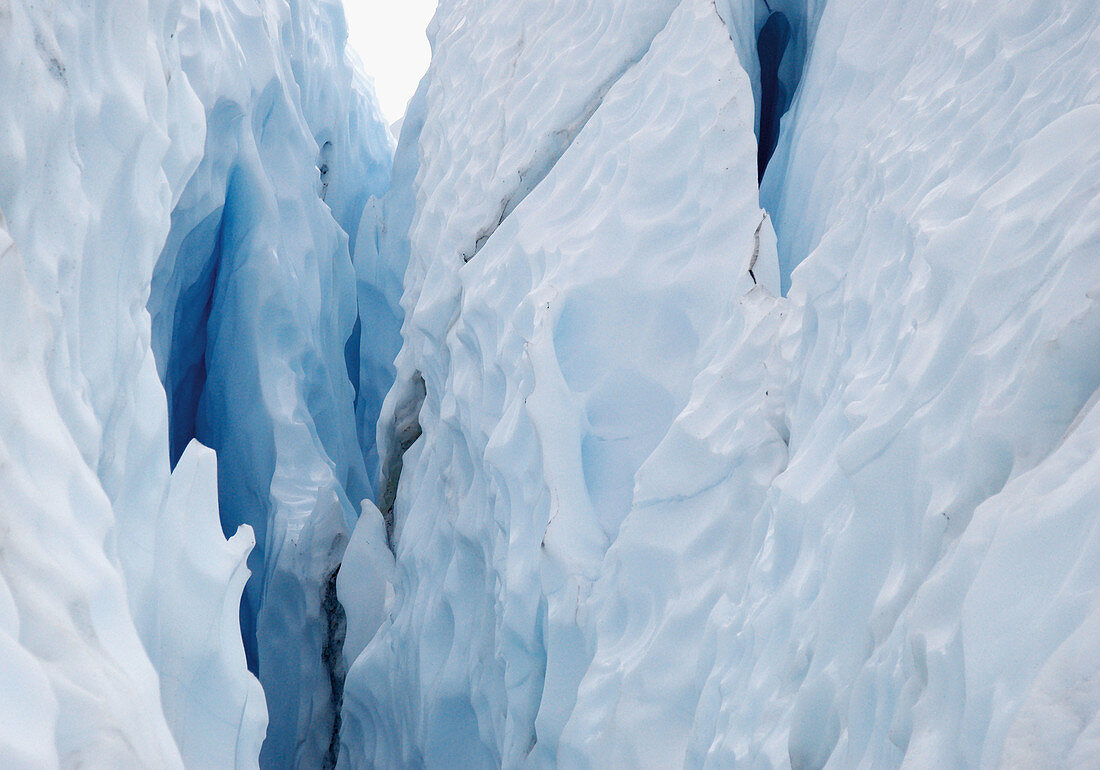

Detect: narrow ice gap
4,0,1095,767
756,11,792,180
746,0,814,295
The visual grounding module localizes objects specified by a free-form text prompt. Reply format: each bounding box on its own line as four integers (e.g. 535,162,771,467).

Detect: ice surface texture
148,0,393,763
0,0,392,766
341,0,1100,767
3,0,1099,765
0,0,263,764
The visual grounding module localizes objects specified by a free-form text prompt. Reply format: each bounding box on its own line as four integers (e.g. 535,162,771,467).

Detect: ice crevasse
0,0,392,765
2,0,1100,768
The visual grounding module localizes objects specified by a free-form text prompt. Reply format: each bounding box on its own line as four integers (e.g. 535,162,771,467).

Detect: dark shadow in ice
757,11,792,181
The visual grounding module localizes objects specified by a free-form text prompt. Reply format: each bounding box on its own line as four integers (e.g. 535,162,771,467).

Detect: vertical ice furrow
148,0,393,766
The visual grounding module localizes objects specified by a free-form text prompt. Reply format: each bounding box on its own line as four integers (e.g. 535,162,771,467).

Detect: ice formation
340,0,1100,767
148,0,392,763
3,0,1100,766
0,0,390,765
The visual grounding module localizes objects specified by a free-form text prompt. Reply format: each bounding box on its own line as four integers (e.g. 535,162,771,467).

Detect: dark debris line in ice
321,566,347,770
377,372,427,547
460,7,683,265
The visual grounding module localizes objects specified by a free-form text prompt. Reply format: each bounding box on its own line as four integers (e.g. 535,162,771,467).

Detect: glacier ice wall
3,0,1099,765
0,0,393,765
147,0,393,763
341,0,777,764
0,0,265,765
339,0,1100,766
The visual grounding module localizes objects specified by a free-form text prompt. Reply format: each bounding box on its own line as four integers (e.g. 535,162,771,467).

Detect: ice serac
340,0,777,765
0,0,266,764
0,0,394,765
147,0,394,765
151,440,267,768
340,0,1100,767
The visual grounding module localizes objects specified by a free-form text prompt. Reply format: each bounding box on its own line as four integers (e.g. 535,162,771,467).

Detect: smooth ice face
340,0,1100,767
149,440,268,768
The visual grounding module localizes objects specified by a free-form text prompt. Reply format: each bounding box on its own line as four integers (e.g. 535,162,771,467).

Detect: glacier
340,0,1100,767
0,0,391,765
2,0,1100,767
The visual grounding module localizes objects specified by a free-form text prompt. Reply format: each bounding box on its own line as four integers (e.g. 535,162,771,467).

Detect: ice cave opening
749,0,812,295
756,11,792,180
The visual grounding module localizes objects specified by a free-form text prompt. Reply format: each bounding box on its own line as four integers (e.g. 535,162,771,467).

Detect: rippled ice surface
340,0,1100,767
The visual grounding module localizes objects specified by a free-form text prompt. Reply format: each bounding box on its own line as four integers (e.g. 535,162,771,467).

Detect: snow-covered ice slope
340,0,1100,766
0,0,393,766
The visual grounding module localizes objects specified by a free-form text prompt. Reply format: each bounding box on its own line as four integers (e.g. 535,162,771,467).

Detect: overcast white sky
343,0,437,125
